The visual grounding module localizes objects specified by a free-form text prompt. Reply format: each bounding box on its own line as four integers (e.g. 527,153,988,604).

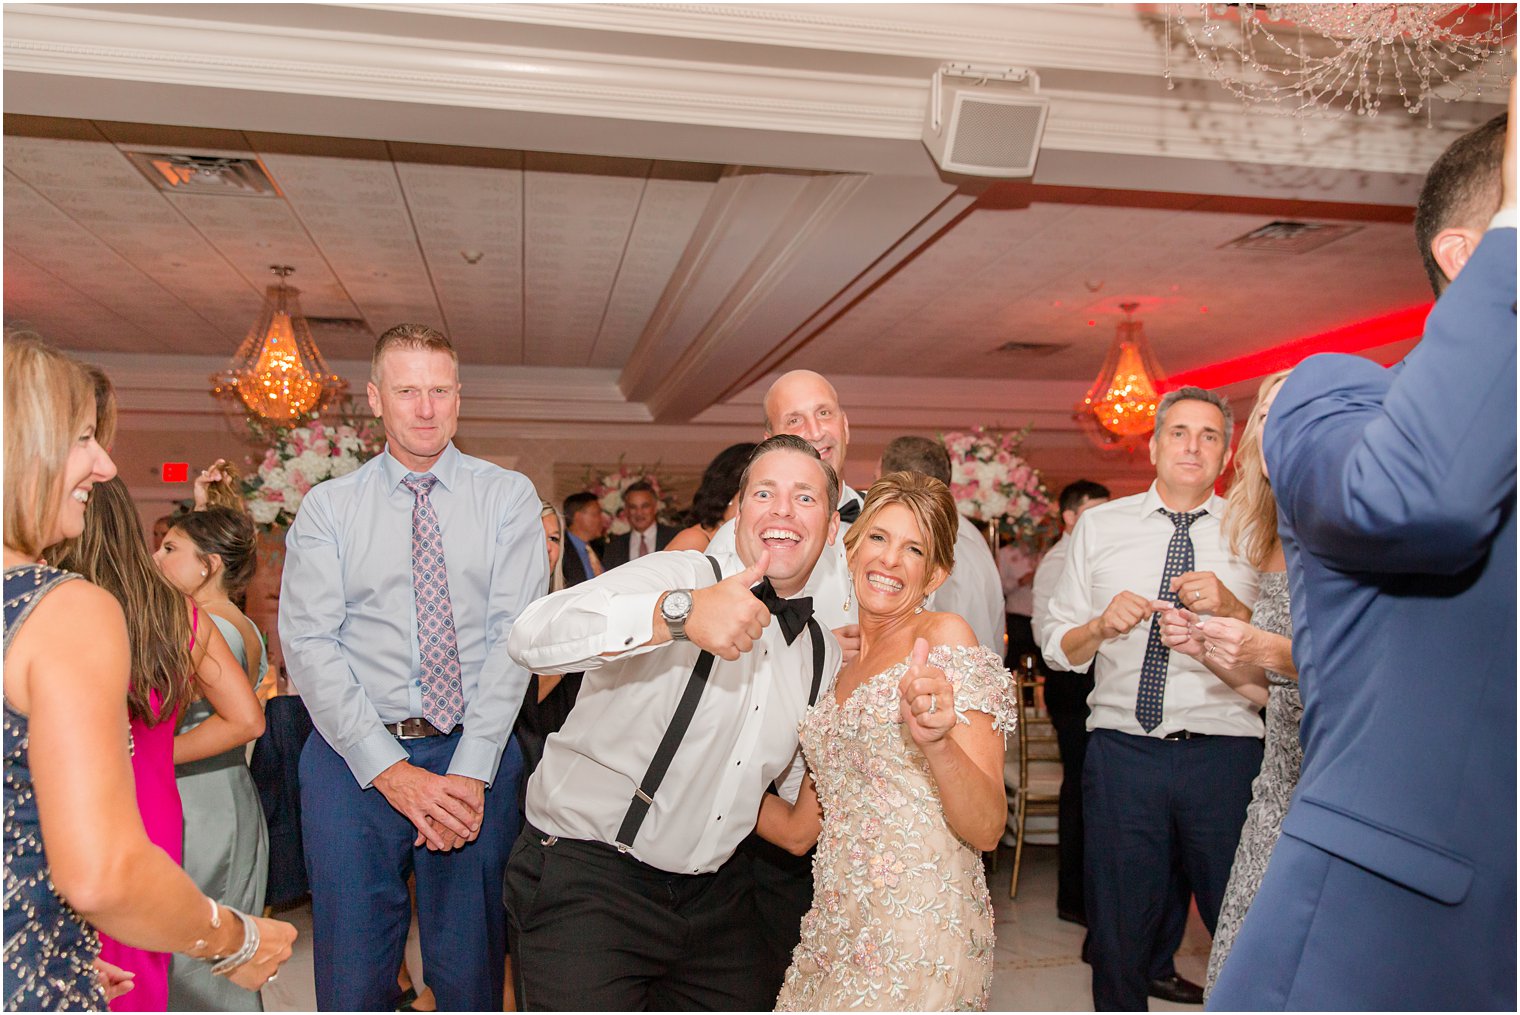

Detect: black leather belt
1162,729,1210,740
384,718,456,739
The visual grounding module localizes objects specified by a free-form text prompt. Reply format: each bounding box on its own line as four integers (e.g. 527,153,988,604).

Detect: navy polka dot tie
1135,508,1203,732
403,473,465,733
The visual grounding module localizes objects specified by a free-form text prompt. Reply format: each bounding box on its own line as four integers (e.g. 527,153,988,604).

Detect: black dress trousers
506,826,772,1011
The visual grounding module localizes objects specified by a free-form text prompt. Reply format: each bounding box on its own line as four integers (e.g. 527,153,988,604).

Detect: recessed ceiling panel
522,153,649,367
395,157,525,366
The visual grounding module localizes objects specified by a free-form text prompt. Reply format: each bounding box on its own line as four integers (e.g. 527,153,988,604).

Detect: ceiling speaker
922,65,1049,178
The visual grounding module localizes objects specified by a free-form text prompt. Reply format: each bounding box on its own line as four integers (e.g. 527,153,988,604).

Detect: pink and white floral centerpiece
242,418,386,529
942,427,1053,548
583,459,678,535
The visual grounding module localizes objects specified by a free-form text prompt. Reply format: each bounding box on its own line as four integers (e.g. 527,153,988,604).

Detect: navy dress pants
1084,729,1260,1011
300,730,523,1011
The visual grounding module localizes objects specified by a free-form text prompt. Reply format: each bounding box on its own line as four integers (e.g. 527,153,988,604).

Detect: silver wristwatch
661,589,695,641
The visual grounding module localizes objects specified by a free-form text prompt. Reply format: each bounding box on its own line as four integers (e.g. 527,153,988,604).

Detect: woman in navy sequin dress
3,335,296,1009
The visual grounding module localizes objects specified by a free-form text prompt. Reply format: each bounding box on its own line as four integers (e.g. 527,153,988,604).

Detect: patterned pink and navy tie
1135,508,1203,732
403,473,465,733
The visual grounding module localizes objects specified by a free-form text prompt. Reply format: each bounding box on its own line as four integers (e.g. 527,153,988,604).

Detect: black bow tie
837,497,861,524
750,578,814,645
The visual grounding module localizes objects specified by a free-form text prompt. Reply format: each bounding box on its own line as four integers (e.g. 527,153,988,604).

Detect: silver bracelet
209,905,260,976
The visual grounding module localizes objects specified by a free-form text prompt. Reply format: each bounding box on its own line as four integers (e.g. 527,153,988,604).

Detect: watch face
663,590,693,619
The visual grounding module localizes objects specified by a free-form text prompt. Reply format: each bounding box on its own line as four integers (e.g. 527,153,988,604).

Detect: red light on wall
1168,303,1432,391
161,462,189,483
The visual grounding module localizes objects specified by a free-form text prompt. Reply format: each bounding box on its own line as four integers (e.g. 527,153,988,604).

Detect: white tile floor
263,843,1212,1012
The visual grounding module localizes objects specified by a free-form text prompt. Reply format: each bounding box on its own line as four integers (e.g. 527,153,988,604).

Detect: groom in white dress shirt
505,434,843,1010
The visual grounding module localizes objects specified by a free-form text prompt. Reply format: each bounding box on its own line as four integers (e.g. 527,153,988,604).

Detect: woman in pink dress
58,479,264,1011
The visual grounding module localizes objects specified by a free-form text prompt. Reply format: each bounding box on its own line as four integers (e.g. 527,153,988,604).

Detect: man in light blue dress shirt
280,324,546,1011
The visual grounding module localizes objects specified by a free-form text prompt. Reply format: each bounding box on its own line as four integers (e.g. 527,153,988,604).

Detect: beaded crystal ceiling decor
1165,4,1515,117
211,266,347,424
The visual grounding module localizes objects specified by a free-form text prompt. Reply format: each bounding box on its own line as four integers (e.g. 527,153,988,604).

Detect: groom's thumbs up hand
685,549,773,660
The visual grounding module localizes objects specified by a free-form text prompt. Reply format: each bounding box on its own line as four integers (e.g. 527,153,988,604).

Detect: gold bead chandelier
1077,302,1168,451
211,266,347,424
1165,4,1515,118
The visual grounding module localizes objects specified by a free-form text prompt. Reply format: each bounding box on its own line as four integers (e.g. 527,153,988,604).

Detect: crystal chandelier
1077,302,1168,450
211,266,347,424
1165,4,1515,118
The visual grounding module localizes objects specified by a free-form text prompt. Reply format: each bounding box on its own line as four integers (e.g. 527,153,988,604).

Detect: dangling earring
914,595,928,615
843,575,854,613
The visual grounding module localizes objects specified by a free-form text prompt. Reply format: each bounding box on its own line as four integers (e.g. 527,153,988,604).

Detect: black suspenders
613,557,826,853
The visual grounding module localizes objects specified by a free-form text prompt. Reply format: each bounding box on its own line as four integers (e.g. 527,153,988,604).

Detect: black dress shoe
1058,907,1088,927
1148,974,1205,1005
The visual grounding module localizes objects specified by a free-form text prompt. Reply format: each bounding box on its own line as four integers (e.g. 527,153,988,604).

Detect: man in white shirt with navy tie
1042,387,1261,1011
505,434,843,1010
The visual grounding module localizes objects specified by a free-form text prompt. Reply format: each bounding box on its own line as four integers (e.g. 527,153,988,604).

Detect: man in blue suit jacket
1210,98,1516,1009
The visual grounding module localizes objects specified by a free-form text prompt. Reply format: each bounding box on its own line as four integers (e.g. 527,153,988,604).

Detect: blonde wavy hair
1224,371,1290,568
844,471,958,587
3,333,99,559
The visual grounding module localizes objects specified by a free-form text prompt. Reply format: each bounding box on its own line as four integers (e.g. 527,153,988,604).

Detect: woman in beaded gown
1157,372,1302,999
760,472,1016,1012
2,335,294,1010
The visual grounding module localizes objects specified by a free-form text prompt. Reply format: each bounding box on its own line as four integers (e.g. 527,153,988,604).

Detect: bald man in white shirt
704,369,864,993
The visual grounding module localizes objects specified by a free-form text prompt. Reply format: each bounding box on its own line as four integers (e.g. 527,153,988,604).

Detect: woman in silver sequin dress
1158,372,1302,999
758,472,1016,1011
2,335,295,1010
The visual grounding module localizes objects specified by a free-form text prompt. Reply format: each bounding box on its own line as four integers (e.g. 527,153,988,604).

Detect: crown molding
357,3,1184,79
4,3,1473,177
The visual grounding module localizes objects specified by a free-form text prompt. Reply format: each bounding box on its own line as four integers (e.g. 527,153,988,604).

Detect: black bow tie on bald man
750,578,814,644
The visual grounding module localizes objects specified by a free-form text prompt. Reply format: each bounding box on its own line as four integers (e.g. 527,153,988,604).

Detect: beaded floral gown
776,644,1016,1012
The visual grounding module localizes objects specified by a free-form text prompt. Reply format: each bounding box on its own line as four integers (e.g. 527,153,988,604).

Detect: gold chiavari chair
1009,661,1063,899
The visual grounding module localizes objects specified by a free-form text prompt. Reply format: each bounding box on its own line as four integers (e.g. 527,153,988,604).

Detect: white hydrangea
291,449,331,485
248,498,282,526
329,455,360,478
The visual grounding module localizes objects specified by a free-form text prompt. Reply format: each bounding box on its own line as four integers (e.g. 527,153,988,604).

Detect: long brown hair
57,478,193,725
3,333,97,559
1224,371,1290,569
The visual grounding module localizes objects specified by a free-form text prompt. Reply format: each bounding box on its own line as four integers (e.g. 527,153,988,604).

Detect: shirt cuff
1490,208,1517,231
446,733,505,786
346,727,409,789
605,591,661,653
1043,624,1078,672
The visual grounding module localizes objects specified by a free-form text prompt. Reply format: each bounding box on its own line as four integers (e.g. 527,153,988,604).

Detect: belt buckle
391,718,429,740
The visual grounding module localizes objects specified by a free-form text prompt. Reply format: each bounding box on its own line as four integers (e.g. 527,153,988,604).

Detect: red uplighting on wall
1167,303,1433,391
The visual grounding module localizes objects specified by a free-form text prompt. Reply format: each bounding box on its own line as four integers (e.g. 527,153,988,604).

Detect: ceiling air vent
991,340,1067,356
305,316,372,336
1224,221,1362,254
123,152,279,197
